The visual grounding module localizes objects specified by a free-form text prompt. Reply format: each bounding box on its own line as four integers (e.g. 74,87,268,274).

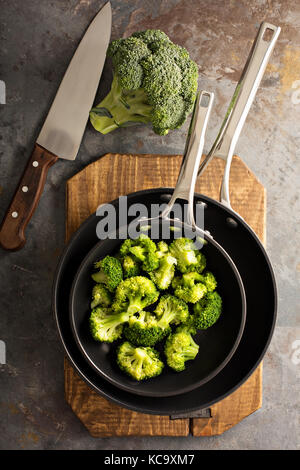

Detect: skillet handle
160,90,214,226
197,22,281,209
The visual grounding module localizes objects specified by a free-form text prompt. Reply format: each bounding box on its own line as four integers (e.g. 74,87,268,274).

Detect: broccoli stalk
164,323,199,372
90,74,152,135
90,29,198,136
89,307,129,343
149,254,177,290
117,341,164,381
155,294,189,329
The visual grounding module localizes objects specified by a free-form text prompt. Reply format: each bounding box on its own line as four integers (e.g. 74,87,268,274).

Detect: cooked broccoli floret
193,291,222,329
200,271,217,292
89,29,198,136
121,255,140,278
123,310,169,347
117,341,164,381
149,253,177,290
156,241,169,258
112,276,159,315
172,271,207,303
164,322,199,372
119,235,159,272
89,307,129,343
169,238,200,273
154,294,189,329
91,255,123,292
90,284,112,309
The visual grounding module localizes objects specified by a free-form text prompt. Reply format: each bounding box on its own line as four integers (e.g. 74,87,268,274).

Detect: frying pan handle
197,22,281,209
161,90,214,226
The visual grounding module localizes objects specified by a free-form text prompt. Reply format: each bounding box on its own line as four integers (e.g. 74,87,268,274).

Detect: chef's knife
0,2,112,251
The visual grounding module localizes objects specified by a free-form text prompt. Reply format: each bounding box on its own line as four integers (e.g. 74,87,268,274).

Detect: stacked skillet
52,22,279,415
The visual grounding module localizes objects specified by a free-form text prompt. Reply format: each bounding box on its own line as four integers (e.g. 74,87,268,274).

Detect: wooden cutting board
64,152,264,437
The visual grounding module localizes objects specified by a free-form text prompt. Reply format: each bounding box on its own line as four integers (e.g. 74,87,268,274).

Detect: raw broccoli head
193,291,222,329
89,307,128,343
91,255,123,292
172,271,207,304
89,29,198,136
123,310,170,347
121,255,140,279
169,238,202,273
149,253,177,290
112,276,159,315
154,294,189,330
90,284,112,309
164,324,199,372
116,341,164,381
119,235,159,272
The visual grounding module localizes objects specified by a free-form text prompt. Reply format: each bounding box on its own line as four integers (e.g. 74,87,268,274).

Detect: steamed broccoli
172,272,207,303
200,271,217,292
164,321,199,372
119,235,159,272
117,341,164,381
112,276,159,315
193,291,222,329
121,255,140,279
154,294,189,329
149,253,177,290
91,255,123,292
169,238,203,273
123,310,168,347
89,307,129,343
90,284,112,309
89,29,198,136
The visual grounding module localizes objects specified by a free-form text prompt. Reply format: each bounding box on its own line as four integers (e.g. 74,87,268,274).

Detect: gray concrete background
0,0,299,450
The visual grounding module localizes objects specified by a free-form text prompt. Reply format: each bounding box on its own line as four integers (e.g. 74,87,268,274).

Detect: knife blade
0,2,112,251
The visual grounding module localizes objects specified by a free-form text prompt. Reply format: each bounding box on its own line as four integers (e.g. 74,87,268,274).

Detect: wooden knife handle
0,143,58,251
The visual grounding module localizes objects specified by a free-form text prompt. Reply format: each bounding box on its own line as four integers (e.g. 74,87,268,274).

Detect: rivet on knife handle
0,144,58,251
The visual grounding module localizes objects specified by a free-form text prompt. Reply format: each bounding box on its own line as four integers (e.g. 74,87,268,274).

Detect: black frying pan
68,92,246,397
52,188,276,414
69,222,246,397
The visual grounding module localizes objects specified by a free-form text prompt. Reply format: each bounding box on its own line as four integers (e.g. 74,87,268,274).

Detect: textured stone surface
0,0,299,450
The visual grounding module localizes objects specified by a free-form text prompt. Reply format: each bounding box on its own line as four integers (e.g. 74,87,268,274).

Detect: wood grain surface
64,152,265,437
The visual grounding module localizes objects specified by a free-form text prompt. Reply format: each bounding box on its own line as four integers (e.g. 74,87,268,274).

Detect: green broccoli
121,255,140,279
91,255,123,292
164,322,199,372
89,29,198,136
112,276,159,315
90,284,112,309
149,253,177,290
123,310,169,347
193,291,222,329
89,307,129,343
154,294,189,329
172,272,207,303
200,271,217,292
156,241,169,258
169,238,200,273
119,235,159,272
117,341,164,381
